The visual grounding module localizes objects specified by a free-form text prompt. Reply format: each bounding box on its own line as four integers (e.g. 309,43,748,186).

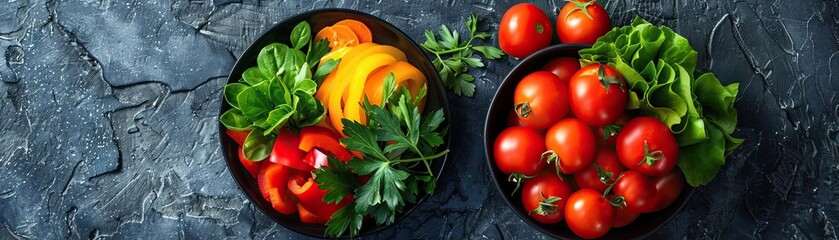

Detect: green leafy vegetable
290,21,311,50
579,17,743,186
421,13,504,97
220,21,337,161
315,88,449,237
242,129,274,161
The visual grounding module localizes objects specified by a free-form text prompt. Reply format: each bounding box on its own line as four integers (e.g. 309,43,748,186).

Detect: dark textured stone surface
1,0,838,239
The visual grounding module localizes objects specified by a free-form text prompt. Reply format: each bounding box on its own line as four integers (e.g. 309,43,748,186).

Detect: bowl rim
482,43,695,240
218,8,450,238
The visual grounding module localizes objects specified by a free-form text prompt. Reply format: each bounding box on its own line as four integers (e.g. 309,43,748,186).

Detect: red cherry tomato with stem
569,64,628,127
494,126,547,189
565,189,615,239
616,116,679,176
521,171,574,224
556,0,611,44
612,170,657,213
574,148,625,192
499,3,553,58
514,71,569,130
544,118,596,174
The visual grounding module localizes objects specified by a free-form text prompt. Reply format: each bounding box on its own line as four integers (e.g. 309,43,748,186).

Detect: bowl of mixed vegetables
219,9,450,238
485,2,742,239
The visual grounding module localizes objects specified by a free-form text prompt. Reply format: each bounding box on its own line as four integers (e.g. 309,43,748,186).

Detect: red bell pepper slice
297,203,327,224
288,171,353,220
269,129,313,171
226,129,250,146
238,147,262,178
298,126,353,162
304,148,329,169
257,162,298,215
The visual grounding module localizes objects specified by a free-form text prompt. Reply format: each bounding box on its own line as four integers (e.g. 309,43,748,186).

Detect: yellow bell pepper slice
327,45,406,134
315,43,377,105
329,53,400,133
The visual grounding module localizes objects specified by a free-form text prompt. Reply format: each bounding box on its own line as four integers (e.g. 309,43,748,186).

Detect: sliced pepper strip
299,126,353,162
314,25,359,49
238,147,262,178
335,19,373,43
332,53,399,130
328,45,407,133
315,43,377,109
362,61,428,111
288,172,353,220
257,163,297,215
297,203,327,224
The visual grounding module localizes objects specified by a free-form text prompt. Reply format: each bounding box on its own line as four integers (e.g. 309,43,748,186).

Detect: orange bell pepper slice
362,61,428,110
330,53,398,131
314,25,359,49
327,45,407,133
335,19,373,43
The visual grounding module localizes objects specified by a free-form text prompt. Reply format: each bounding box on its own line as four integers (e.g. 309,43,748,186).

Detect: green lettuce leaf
579,17,743,187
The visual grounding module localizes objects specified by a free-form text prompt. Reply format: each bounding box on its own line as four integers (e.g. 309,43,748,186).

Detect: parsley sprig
314,77,449,237
421,13,504,97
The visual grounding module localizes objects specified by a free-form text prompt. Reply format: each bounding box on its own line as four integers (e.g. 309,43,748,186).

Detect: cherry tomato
574,148,625,192
556,0,611,44
514,71,569,130
613,170,657,213
544,118,595,174
569,64,627,127
616,116,679,176
612,202,639,228
649,169,685,212
494,126,547,176
521,171,573,224
269,129,313,171
499,3,552,58
565,189,614,239
542,57,581,85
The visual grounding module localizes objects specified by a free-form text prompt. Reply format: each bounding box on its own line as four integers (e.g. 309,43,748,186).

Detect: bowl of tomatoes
484,44,694,239
220,9,450,238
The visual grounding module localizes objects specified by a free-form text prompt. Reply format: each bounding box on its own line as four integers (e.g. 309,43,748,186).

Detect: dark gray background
1,0,838,239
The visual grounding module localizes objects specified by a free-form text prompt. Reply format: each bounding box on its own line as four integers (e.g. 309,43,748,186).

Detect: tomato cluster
493,61,686,239
227,126,354,224
499,1,611,58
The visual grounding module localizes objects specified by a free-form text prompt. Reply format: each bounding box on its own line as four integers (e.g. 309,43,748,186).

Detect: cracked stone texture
1,0,838,239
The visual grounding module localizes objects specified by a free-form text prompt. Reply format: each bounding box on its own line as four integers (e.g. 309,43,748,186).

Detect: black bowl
219,9,449,238
483,44,694,239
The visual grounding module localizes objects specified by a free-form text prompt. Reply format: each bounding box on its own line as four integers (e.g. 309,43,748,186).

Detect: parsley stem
389,149,450,164
425,38,475,55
